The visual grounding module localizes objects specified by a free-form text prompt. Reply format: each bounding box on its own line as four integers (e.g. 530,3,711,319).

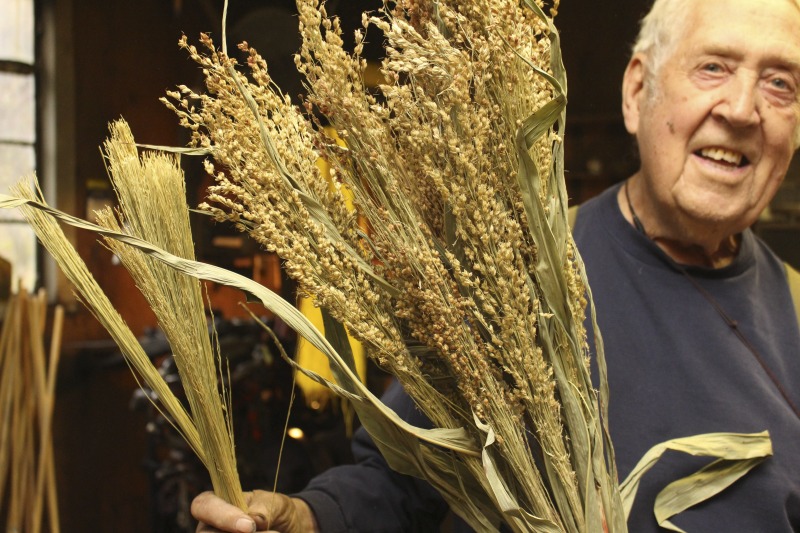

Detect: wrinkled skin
620,0,800,267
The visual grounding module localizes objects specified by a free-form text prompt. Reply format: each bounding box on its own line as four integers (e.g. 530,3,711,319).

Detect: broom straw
12,181,206,468
43,305,63,533
13,119,245,510
28,290,62,533
96,120,245,508
0,292,19,511
0,284,64,532
7,287,30,532
28,288,47,533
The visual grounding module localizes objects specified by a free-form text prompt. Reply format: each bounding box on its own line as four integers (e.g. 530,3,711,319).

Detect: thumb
191,491,256,533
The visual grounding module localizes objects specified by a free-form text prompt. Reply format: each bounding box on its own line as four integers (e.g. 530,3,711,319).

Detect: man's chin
679,202,755,237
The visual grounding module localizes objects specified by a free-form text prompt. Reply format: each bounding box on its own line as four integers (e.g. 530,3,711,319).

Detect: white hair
632,0,800,146
633,0,800,75
631,0,693,80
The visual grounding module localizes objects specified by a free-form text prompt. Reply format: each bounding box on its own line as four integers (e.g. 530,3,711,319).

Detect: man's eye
771,77,790,90
702,63,723,73
766,75,798,97
762,74,798,104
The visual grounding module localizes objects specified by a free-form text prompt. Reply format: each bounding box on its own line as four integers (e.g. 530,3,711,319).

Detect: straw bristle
95,120,245,508
14,128,246,509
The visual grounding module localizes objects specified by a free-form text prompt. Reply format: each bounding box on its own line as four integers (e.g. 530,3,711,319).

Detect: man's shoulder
783,262,800,331
568,184,622,225
567,204,579,229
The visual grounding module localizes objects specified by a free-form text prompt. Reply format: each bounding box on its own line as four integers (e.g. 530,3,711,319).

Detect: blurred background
0,0,798,531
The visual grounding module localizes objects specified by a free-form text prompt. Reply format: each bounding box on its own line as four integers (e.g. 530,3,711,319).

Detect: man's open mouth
695,147,749,168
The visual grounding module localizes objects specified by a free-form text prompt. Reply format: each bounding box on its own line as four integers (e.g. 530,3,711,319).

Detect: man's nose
714,74,761,128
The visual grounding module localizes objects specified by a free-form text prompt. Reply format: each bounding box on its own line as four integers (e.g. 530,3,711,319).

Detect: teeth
699,147,743,166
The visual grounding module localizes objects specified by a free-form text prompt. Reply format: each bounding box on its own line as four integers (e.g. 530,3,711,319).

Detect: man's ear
621,54,647,135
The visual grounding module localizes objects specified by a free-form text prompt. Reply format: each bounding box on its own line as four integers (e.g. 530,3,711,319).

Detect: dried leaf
619,431,772,528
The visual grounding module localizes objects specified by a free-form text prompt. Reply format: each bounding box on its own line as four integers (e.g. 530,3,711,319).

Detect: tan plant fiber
95,120,246,509
12,173,244,510
162,0,623,530
0,286,63,533
13,180,203,455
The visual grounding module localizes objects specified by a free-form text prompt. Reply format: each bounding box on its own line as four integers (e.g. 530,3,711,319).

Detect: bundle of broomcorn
161,0,625,530
9,121,247,512
0,285,63,533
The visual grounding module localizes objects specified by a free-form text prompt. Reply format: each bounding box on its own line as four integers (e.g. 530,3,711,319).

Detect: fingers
191,490,312,533
192,491,257,533
245,490,291,530
247,492,320,533
243,491,319,533
195,520,256,533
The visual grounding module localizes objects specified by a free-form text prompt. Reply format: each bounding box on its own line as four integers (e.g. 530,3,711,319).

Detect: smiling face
622,0,800,245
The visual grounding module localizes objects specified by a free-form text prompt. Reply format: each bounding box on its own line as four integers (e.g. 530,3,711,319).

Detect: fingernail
235,517,256,533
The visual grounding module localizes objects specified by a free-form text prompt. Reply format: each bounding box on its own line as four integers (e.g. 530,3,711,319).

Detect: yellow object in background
294,295,367,412
294,126,367,418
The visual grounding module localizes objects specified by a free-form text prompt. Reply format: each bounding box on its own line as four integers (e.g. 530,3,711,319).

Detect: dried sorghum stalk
163,0,619,530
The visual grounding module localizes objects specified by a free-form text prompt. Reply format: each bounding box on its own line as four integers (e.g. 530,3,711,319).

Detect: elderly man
193,0,800,530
